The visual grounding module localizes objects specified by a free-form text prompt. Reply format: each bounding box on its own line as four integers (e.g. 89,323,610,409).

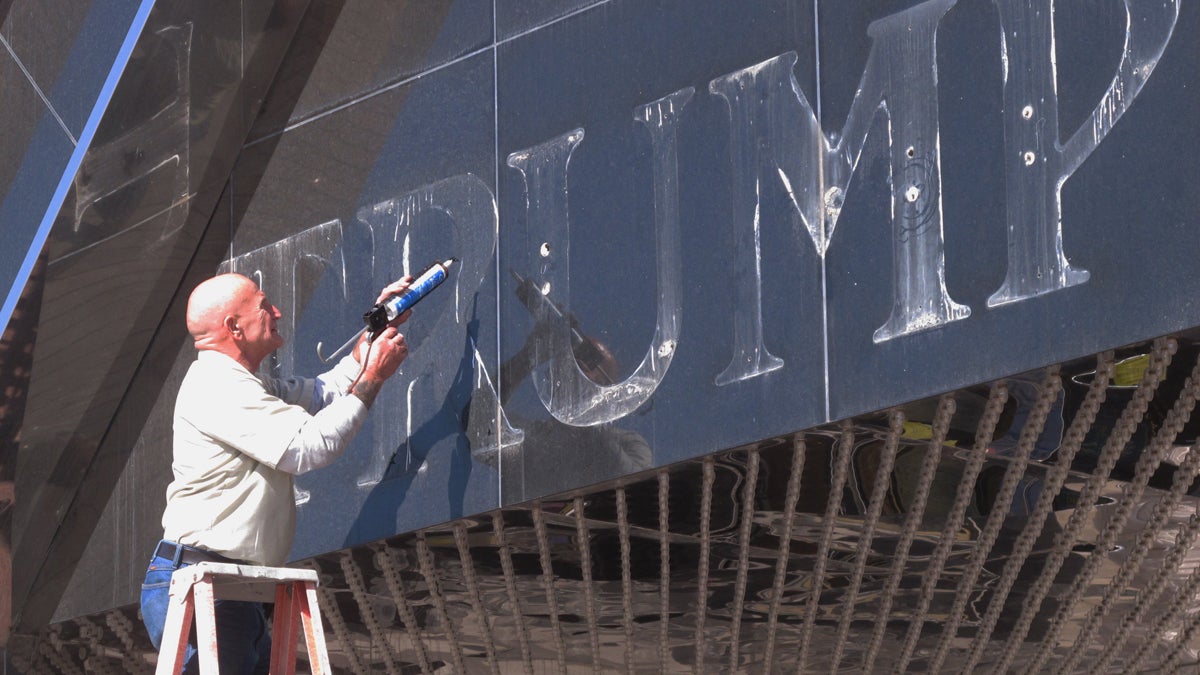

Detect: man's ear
223,315,242,338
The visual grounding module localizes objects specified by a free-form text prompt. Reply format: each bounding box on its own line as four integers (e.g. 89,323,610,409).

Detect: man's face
235,287,284,364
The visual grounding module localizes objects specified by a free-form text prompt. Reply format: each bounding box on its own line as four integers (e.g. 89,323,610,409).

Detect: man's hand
376,275,415,326
351,326,408,407
352,276,415,364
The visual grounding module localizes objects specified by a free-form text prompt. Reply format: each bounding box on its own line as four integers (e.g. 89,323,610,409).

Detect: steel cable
452,522,501,674
978,340,1172,674
927,366,1063,673
797,420,856,674
894,382,1008,673
490,511,535,675
372,542,432,673
1034,349,1200,672
531,503,568,672
830,410,905,672
762,437,807,674
863,395,955,673
728,448,761,672
340,550,402,674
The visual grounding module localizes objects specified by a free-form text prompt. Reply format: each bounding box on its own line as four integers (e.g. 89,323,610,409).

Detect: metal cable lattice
76,616,117,675
1092,448,1200,672
572,496,603,672
106,610,151,675
531,503,568,672
372,542,432,673
830,410,905,673
617,486,636,674
658,469,672,673
307,560,368,674
339,550,401,674
490,511,535,675
1028,347,1200,673
762,437,807,674
40,627,81,675
452,522,501,674
894,382,1008,672
414,532,466,675
927,366,1063,673
1122,528,1200,673
1160,602,1200,674
974,340,1173,674
727,448,760,673
694,456,716,674
862,395,955,673
797,420,856,674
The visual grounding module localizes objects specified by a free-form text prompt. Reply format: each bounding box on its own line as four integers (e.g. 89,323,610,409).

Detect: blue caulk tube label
364,258,455,332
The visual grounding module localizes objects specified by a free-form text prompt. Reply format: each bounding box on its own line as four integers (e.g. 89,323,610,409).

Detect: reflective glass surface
31,340,1200,672
247,0,492,143
1,0,140,137
20,0,308,626
495,0,602,40
10,0,1200,647
227,50,499,559
497,0,821,500
821,0,1200,418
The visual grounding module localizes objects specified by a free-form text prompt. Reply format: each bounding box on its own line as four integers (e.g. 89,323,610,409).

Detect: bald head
187,274,258,340
186,273,284,370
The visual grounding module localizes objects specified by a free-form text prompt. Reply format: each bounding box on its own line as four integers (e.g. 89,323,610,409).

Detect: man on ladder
140,271,413,674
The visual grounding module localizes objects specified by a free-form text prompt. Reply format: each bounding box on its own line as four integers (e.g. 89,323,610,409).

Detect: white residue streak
406,378,416,471
1000,29,1009,85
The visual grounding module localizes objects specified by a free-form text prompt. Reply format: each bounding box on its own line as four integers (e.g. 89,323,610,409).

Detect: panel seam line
244,0,613,149
0,34,77,145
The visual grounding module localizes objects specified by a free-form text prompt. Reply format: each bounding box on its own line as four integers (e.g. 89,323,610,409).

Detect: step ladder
155,561,331,674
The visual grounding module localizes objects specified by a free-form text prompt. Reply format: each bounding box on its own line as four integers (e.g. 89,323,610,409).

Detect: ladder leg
192,575,220,674
297,581,332,675
269,582,299,675
155,583,195,675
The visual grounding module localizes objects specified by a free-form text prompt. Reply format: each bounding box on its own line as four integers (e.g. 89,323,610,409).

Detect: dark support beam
10,0,339,631
0,253,46,650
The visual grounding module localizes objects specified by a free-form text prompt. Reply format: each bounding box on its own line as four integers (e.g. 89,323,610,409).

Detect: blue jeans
140,541,272,675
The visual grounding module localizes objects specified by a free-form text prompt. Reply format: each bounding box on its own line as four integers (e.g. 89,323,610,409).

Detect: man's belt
154,541,244,566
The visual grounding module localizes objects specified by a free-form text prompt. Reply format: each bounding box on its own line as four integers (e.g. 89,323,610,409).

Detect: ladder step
154,562,331,674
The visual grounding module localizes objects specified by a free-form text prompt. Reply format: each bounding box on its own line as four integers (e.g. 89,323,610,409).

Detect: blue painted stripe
0,0,157,336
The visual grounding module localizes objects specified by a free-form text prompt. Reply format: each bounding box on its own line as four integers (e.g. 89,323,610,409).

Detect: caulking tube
364,257,457,334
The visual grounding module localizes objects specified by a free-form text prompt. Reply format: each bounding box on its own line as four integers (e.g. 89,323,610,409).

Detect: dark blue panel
497,0,821,502
822,1,1200,418
228,53,499,559
1,0,91,117
4,0,141,138
495,0,601,40
248,0,492,142
0,51,73,329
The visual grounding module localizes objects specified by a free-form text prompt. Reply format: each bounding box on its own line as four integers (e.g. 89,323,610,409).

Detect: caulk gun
316,257,457,363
